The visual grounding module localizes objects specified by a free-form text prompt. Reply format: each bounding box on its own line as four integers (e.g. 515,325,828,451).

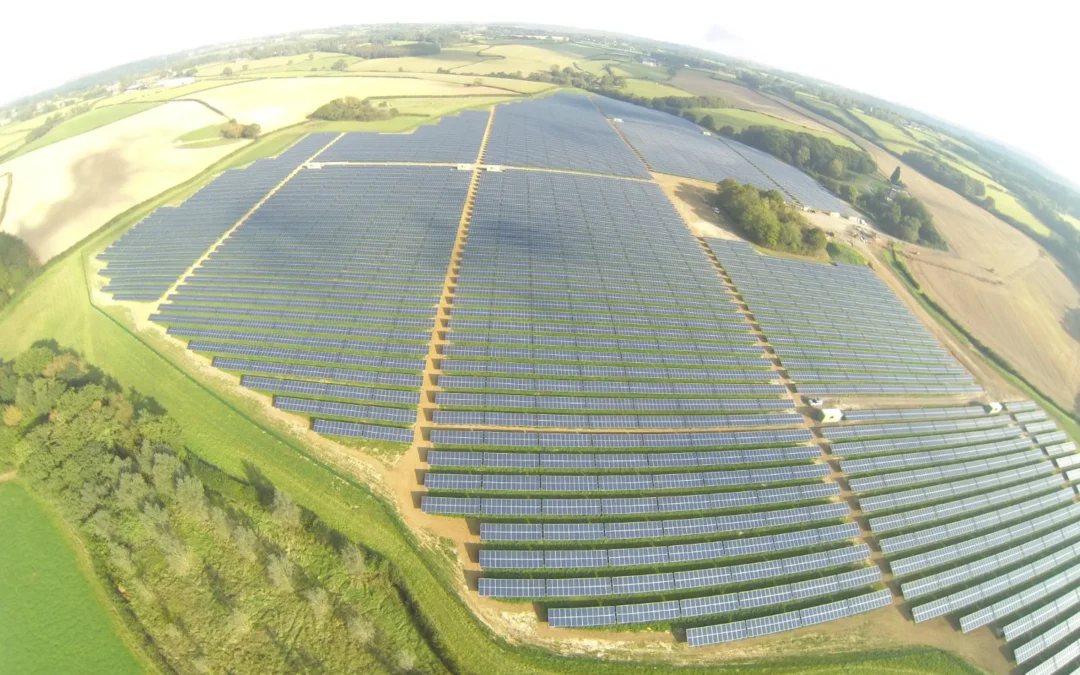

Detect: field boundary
881,245,1080,436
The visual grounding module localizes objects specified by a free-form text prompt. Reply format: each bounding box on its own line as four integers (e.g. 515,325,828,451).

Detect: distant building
155,76,195,88
125,83,146,92
641,58,658,67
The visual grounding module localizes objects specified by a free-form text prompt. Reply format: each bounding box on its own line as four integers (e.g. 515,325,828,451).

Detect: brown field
0,101,237,261
190,77,514,132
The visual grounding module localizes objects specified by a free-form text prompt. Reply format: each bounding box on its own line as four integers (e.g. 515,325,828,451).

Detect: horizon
1,5,1079,187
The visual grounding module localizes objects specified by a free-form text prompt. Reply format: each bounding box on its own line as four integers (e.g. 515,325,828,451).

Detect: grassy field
690,107,858,148
827,241,867,264
848,110,913,145
0,124,986,674
454,43,578,75
619,78,688,98
0,481,147,674
373,95,516,118
1060,211,1080,232
9,102,160,158
350,48,490,73
987,184,1051,235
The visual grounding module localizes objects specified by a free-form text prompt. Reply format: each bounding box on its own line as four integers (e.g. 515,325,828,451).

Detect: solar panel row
428,463,829,494
477,501,848,542
480,546,871,599
425,482,841,519
912,540,1080,623
542,567,880,627
427,446,821,470
429,428,812,449
685,589,893,647
475,522,860,570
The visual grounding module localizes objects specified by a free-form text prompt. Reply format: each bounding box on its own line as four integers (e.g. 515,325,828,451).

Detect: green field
0,481,145,674
849,109,913,145
0,116,985,675
826,241,867,264
1060,211,1080,232
690,107,859,148
8,102,160,158
618,78,688,98
988,185,1051,235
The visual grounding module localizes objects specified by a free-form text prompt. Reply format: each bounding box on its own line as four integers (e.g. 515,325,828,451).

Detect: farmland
0,481,146,674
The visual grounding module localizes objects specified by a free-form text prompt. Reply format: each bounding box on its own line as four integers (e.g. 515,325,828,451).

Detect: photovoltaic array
484,93,650,178
97,133,337,300
592,95,855,214
828,401,1080,673
708,239,981,397
98,92,1078,657
152,164,473,443
316,110,489,164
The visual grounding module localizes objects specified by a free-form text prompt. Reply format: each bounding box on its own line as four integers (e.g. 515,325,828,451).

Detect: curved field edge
0,480,158,674
0,122,978,675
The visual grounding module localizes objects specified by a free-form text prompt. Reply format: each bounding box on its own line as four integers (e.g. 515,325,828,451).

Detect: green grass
848,109,912,145
987,185,1051,235
0,481,147,674
618,78,688,98
0,126,983,674
826,241,867,265
690,107,858,149
11,102,160,158
1060,211,1080,232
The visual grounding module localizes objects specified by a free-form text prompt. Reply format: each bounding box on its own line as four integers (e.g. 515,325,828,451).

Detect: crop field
12,102,162,158
0,481,145,674
0,100,236,262
454,43,580,75
189,77,512,132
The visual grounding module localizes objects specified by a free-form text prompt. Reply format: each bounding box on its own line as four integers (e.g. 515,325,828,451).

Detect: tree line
901,151,986,200
858,189,946,248
720,125,877,177
0,233,39,311
714,178,826,255
309,97,399,122
0,343,444,673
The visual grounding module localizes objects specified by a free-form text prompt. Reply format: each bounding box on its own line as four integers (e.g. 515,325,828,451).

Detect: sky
3,0,1079,185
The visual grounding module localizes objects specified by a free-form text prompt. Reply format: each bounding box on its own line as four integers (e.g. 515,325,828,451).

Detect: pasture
190,77,511,131
0,481,145,674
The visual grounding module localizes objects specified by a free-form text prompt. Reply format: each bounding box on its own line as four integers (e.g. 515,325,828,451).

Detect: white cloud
3,0,1078,186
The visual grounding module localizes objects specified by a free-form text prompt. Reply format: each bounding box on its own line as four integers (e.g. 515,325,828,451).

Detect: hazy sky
3,0,1078,185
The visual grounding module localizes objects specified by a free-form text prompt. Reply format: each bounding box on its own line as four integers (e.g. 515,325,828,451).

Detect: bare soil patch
0,101,236,261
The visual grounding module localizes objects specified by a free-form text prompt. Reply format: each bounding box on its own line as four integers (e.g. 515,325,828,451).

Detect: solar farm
92,91,1080,672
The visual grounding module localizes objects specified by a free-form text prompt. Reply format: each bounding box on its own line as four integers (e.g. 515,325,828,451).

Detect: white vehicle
807,398,824,407
712,207,721,214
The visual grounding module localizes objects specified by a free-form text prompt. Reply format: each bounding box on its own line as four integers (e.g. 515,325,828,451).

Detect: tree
890,165,902,184
699,115,716,131
222,66,233,76
826,158,844,178
839,184,859,203
331,59,347,71
240,123,260,139
241,64,249,72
